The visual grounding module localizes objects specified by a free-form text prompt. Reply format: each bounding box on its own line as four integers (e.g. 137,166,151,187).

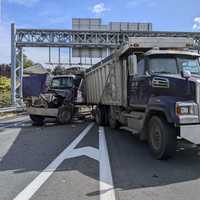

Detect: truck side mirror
128,54,137,75
181,70,191,79
132,54,137,75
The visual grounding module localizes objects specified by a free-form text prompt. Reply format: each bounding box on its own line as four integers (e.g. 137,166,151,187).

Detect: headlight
176,102,198,116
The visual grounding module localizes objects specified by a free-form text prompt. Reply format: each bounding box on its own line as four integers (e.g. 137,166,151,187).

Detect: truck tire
108,107,118,129
30,115,45,126
95,106,104,126
57,107,72,124
148,116,177,160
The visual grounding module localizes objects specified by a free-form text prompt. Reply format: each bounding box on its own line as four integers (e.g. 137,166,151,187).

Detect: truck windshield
149,55,200,75
51,77,73,89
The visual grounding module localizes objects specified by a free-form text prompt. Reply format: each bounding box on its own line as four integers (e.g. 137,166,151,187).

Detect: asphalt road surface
0,115,200,200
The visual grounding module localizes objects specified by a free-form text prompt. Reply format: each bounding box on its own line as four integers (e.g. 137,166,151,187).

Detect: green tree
0,76,11,106
17,53,34,68
52,65,65,75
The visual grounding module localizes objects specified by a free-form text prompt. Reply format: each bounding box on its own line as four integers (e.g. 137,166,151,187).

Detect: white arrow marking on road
66,146,99,161
14,123,116,200
13,123,95,200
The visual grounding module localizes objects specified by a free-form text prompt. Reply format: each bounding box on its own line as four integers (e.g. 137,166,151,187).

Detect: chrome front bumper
27,107,58,117
180,124,200,144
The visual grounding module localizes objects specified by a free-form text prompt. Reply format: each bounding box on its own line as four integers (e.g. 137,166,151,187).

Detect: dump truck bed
85,37,194,106
85,53,127,106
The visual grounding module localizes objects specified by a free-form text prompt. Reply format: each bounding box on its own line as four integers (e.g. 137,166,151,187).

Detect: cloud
127,0,156,8
91,3,110,15
193,17,200,31
8,0,40,7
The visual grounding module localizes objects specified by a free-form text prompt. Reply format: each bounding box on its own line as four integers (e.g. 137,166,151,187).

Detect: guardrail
0,106,26,113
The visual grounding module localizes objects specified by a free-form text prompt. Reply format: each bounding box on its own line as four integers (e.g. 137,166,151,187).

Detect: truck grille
152,77,169,88
196,82,200,104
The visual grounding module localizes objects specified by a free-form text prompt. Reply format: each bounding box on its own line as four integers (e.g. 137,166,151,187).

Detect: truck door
128,57,151,108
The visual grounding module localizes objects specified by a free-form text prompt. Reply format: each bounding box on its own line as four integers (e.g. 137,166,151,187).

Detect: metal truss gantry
11,23,200,105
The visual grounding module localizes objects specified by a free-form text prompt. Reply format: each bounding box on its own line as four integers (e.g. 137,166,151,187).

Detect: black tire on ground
148,116,177,160
95,106,105,126
108,107,118,129
30,115,45,126
57,107,72,124
103,106,109,126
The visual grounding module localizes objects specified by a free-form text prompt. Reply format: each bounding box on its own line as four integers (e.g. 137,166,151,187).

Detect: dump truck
24,67,85,126
85,37,200,159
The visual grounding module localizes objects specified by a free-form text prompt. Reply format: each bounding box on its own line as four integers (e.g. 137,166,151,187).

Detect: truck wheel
57,107,72,124
30,115,45,126
148,116,177,160
108,107,118,129
95,106,104,126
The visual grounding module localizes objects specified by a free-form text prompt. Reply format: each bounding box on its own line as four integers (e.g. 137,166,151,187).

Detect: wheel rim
60,110,71,123
150,123,162,151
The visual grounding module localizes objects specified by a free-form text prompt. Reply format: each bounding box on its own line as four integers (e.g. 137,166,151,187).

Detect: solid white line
99,127,116,200
13,122,94,200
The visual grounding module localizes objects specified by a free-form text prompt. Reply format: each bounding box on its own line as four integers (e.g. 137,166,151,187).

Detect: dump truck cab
128,48,200,144
85,37,200,159
128,49,200,109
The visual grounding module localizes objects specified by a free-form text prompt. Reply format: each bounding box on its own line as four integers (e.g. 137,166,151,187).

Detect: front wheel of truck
30,115,45,126
148,116,177,160
57,107,72,125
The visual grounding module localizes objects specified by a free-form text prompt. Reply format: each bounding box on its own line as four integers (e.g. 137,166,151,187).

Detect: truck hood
47,88,72,96
151,74,197,101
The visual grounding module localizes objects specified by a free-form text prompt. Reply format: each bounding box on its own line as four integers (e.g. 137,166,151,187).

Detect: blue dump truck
23,67,85,126
85,37,200,159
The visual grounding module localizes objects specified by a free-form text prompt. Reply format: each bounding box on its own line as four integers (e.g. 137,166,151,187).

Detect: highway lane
1,115,200,200
0,116,96,200
105,127,200,200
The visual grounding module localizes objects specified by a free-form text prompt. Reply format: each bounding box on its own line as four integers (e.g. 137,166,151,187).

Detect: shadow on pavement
0,120,90,174
1,120,200,194
105,127,200,190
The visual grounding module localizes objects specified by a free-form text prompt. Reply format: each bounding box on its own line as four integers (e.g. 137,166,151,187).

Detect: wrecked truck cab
24,74,83,126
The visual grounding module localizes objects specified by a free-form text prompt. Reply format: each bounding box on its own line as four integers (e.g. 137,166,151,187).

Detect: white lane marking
13,123,94,200
99,127,116,200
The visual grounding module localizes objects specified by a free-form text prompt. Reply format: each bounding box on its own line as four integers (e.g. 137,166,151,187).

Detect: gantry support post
11,23,17,106
19,47,23,104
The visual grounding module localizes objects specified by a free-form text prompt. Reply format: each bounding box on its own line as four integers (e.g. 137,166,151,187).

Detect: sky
0,0,200,65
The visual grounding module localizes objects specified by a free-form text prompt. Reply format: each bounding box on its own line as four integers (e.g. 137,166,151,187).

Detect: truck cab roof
144,49,200,57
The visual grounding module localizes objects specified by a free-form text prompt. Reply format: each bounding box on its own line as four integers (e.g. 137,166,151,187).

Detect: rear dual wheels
95,106,118,128
108,107,118,129
148,116,177,160
95,106,107,126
